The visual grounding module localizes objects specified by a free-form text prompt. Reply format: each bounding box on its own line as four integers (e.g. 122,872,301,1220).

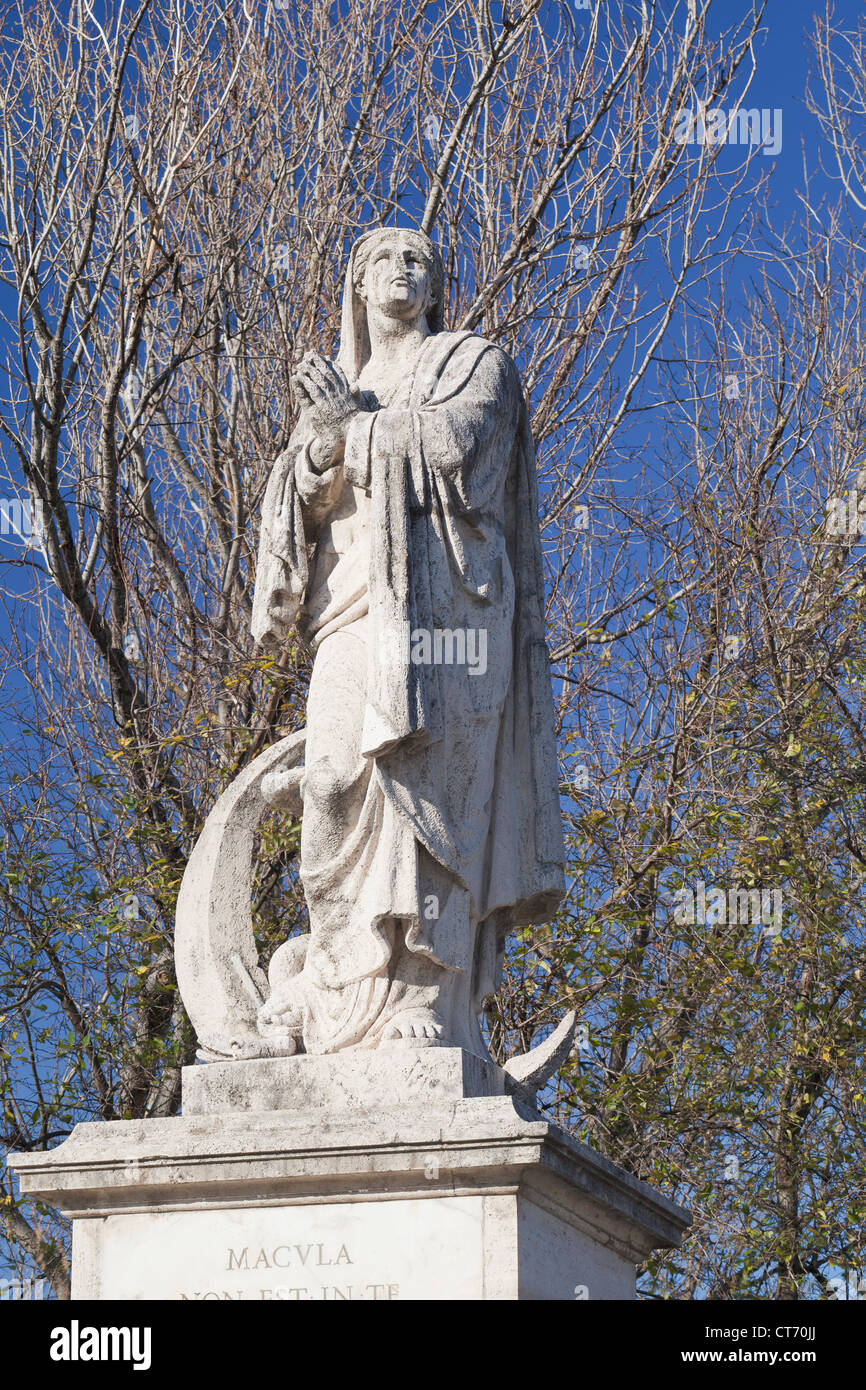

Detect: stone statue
175,227,567,1077
11,242,688,1312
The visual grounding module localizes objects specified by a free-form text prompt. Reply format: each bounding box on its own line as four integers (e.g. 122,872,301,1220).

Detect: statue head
338,227,444,379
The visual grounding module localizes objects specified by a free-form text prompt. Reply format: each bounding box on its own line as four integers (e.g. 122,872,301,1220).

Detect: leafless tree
2,0,816,1299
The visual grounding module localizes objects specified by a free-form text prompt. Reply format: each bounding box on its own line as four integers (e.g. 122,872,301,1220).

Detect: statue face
358,233,434,324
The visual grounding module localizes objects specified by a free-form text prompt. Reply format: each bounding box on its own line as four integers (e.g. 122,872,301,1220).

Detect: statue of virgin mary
249,226,565,1058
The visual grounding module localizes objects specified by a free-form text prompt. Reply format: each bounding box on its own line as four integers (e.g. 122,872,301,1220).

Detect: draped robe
252,327,565,1052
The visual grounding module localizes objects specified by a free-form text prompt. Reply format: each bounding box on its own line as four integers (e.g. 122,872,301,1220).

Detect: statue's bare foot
382,1010,445,1046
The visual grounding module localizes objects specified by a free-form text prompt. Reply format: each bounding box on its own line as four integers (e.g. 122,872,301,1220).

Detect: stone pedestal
9,1050,689,1301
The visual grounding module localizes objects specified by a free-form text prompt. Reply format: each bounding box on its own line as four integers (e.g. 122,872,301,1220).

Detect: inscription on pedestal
80,1197,488,1300
210,1240,383,1300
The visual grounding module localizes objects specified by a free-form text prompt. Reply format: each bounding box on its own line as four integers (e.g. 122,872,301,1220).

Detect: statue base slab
182,1046,505,1115
9,1054,689,1301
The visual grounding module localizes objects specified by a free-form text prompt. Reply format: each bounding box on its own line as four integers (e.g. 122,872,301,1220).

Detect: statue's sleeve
294,437,343,533
251,442,308,647
343,413,376,490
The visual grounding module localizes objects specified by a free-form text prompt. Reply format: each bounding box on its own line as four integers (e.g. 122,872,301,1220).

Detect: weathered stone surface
10,1094,690,1300
182,1047,505,1116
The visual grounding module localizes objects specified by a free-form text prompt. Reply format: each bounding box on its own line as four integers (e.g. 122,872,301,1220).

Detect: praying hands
291,350,360,472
